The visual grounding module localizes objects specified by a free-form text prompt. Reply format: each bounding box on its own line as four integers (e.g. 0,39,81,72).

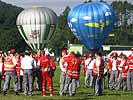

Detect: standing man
63,51,82,96
84,53,94,88
33,49,42,91
3,49,19,96
59,49,68,96
126,48,133,91
93,52,104,96
109,52,120,90
21,51,35,96
115,53,127,90
39,51,53,96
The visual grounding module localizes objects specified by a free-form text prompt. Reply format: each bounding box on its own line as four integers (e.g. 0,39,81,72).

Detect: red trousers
41,71,53,96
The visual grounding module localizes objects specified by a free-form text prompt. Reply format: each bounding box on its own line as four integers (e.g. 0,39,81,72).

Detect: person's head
41,50,45,56
10,48,16,55
37,49,41,56
131,48,133,53
83,53,87,59
61,49,67,56
112,52,118,59
69,51,75,56
87,53,93,58
25,51,30,56
118,52,123,58
95,51,102,58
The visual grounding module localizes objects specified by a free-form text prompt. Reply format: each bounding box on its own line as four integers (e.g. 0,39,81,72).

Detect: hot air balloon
16,6,57,50
67,2,115,52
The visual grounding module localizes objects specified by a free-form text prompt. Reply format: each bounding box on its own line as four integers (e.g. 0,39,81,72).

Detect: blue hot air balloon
67,2,115,51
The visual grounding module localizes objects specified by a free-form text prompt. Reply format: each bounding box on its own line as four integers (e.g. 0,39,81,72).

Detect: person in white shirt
84,53,94,88
21,51,35,96
109,52,120,90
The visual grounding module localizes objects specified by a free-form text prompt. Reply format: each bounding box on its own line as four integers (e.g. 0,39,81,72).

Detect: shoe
15,92,20,96
29,94,32,96
70,94,75,96
42,95,46,97
50,94,53,96
3,91,6,96
23,93,28,96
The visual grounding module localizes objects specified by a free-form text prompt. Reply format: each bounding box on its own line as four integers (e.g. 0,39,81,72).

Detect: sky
1,0,133,15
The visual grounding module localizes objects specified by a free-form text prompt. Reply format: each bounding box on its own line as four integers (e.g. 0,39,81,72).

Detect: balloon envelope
67,2,115,50
16,6,57,50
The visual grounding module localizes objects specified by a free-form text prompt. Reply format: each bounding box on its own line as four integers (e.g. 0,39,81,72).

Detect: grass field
0,64,133,100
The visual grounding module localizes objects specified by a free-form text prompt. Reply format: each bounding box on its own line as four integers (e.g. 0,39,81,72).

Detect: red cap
0,51,3,54
69,51,75,56
110,52,114,57
61,49,67,55
10,49,15,54
119,52,124,57
113,52,118,57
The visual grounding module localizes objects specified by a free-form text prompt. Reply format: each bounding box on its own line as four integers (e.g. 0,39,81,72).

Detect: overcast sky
1,0,133,15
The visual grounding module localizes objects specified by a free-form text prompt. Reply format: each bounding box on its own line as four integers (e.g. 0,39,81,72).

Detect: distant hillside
0,1,27,52
0,0,23,26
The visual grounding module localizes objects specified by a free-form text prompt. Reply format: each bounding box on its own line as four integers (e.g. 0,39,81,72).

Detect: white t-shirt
86,58,95,70
21,55,34,70
112,59,117,71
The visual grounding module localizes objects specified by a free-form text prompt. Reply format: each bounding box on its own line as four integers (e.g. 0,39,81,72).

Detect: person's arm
59,58,67,72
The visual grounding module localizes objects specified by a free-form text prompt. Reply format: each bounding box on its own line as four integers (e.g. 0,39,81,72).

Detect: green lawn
0,65,133,100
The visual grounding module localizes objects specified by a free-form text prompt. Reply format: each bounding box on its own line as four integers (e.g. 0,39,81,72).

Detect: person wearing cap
109,52,120,90
126,48,133,91
21,51,35,96
84,53,95,88
115,53,127,90
62,51,82,96
0,51,4,91
39,51,53,96
3,49,19,96
59,49,69,96
93,52,104,96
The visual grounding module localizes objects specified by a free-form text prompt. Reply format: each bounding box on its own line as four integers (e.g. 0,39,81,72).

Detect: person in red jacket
109,52,120,90
48,56,56,77
3,49,19,96
126,48,133,91
115,53,127,90
15,53,21,91
63,51,82,96
59,49,69,96
39,51,53,96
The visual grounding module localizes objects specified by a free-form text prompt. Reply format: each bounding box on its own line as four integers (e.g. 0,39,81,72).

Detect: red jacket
49,58,56,71
93,57,104,75
108,59,120,72
127,54,133,72
39,56,50,72
66,55,81,79
16,58,21,79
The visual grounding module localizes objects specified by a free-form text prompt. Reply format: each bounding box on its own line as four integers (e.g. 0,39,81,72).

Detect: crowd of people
0,48,133,97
